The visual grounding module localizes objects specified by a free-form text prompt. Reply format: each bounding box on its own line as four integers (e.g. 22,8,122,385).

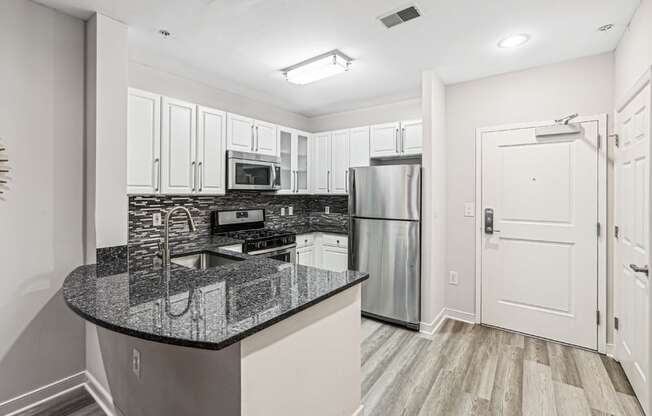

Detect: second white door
481,121,600,349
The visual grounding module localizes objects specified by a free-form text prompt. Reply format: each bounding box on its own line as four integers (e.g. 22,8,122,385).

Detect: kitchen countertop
284,225,348,235
62,238,367,351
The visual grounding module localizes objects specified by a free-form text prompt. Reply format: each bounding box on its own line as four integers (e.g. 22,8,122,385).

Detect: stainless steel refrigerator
348,165,421,330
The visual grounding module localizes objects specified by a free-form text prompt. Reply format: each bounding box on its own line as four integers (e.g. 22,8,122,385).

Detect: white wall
309,98,421,132
445,53,614,319
129,62,312,132
420,71,447,328
0,0,85,403
614,0,652,106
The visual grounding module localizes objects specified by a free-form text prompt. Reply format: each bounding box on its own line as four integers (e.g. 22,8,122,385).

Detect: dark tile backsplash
128,192,349,263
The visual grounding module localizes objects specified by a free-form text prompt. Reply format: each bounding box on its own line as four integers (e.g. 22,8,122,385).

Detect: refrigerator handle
348,217,355,270
348,169,356,215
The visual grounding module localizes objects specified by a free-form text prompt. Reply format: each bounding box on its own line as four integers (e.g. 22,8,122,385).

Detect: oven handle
249,243,297,256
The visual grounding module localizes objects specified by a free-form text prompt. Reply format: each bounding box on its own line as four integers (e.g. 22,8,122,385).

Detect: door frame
474,114,608,353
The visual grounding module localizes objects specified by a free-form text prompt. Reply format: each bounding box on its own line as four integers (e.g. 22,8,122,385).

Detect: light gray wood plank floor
362,318,645,416
14,387,104,416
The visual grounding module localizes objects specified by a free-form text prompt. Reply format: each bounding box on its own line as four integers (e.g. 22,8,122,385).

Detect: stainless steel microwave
227,151,281,191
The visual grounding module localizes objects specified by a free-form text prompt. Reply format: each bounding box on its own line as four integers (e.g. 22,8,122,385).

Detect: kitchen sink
171,251,244,270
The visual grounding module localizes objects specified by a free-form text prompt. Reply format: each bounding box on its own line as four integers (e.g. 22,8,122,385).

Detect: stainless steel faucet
160,206,196,266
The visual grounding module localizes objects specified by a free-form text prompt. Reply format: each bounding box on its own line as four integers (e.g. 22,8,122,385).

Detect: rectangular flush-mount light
283,50,352,85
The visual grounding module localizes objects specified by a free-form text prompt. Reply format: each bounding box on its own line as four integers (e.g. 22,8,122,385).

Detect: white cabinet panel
227,113,254,152
401,119,423,155
255,120,278,156
297,246,316,267
278,127,293,194
370,122,400,158
127,89,161,194
161,97,196,194
331,130,350,194
321,246,348,272
196,106,226,195
295,132,310,193
312,133,331,193
349,126,370,167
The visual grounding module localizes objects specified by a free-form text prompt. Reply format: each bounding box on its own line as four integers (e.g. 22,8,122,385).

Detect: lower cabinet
295,233,348,272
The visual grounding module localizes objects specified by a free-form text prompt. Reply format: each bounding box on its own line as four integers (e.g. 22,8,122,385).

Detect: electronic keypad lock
484,208,494,234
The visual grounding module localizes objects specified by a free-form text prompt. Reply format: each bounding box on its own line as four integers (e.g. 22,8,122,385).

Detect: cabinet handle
251,125,255,151
327,170,330,192
198,162,203,192
153,158,160,192
395,128,400,153
255,126,259,151
345,170,348,193
191,161,197,191
401,127,405,153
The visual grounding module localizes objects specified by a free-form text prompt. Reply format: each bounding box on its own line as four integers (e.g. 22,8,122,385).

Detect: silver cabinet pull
401,127,406,153
153,158,160,192
255,126,259,152
345,170,349,193
395,128,399,153
327,170,330,193
251,125,255,151
191,161,197,191
630,264,649,276
198,162,203,192
293,171,297,193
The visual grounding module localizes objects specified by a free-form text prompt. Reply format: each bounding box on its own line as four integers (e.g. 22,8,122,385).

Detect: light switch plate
280,207,286,216
449,270,459,285
288,206,294,215
325,206,330,214
153,212,162,226
464,202,474,217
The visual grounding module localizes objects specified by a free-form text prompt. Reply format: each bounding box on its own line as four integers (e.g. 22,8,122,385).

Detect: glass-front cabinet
277,127,311,194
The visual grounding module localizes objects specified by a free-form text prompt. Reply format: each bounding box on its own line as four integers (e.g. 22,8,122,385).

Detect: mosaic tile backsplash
128,193,349,263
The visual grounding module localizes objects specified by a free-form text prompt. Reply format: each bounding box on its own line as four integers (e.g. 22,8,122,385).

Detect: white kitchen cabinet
400,119,423,155
312,132,332,194
161,96,197,194
370,122,400,158
279,127,311,194
127,88,161,194
196,106,226,195
330,130,350,194
296,246,316,267
226,113,255,152
349,126,370,167
370,120,422,158
321,246,348,272
226,113,278,156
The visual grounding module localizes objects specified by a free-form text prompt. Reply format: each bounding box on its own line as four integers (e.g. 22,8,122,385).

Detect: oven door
228,156,280,191
249,244,296,263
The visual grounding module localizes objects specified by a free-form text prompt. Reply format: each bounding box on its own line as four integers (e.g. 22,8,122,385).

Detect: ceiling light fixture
497,33,531,49
283,50,352,85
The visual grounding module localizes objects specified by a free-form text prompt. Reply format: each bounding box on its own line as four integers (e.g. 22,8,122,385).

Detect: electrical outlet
449,271,459,285
280,207,286,216
132,348,141,378
288,206,293,216
325,206,330,214
152,212,162,226
464,203,474,217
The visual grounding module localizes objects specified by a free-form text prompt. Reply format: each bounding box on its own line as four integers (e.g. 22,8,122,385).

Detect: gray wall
0,0,85,403
445,52,615,324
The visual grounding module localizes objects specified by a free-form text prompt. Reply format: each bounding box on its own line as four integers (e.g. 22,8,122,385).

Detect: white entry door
481,120,600,349
615,81,650,413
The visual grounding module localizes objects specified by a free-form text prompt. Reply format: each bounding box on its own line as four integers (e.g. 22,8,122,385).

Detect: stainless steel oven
227,151,281,191
249,244,296,263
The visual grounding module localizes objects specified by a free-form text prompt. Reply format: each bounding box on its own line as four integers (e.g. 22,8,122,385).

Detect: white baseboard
445,308,476,324
606,343,616,358
0,371,117,416
420,307,447,336
0,371,87,416
352,404,365,416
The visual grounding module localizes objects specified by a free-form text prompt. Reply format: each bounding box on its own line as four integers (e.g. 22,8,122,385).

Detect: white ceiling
36,0,640,117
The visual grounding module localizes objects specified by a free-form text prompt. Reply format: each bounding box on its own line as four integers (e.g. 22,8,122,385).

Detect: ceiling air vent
379,6,421,29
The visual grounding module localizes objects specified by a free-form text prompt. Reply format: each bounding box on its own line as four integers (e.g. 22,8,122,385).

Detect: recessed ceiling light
597,24,614,32
497,33,531,49
283,50,352,85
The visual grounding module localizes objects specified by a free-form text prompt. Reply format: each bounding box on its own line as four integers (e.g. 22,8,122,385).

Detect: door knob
629,264,649,276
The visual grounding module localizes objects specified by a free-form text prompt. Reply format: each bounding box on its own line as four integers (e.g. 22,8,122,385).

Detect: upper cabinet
349,126,370,168
278,127,311,194
127,89,226,196
226,113,278,156
312,132,332,194
127,88,161,194
311,130,353,195
370,120,422,158
330,129,350,194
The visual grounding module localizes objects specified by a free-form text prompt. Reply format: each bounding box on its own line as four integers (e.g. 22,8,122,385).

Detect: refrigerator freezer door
349,165,421,220
350,217,420,326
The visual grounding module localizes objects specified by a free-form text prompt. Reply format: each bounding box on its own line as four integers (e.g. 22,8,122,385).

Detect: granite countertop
284,225,348,235
62,238,367,351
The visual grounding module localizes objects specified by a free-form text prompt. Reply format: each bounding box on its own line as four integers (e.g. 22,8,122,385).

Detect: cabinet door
278,127,293,194
321,246,348,272
197,106,226,195
349,126,370,167
295,132,310,193
255,120,278,156
296,246,315,267
161,97,196,194
331,129,350,194
312,132,331,193
370,122,400,158
401,120,423,155
127,88,161,194
227,113,254,152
